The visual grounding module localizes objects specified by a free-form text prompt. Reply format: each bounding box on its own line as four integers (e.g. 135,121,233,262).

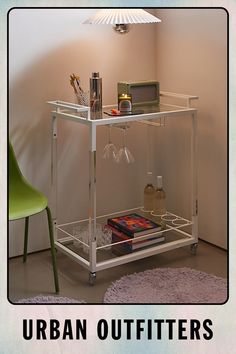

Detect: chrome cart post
51,113,58,240
89,124,97,284
191,110,198,253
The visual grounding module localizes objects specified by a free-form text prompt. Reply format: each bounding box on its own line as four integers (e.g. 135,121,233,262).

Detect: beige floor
9,240,227,303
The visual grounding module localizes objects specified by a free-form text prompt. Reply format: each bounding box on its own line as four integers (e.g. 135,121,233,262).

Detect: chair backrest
9,142,24,185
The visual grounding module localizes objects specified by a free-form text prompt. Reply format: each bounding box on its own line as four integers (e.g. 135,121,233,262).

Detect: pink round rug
103,267,227,304
16,295,85,304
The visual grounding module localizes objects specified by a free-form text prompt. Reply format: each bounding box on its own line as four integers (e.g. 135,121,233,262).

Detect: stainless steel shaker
90,72,102,119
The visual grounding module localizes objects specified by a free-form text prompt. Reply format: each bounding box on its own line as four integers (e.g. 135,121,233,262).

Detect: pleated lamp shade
83,9,161,25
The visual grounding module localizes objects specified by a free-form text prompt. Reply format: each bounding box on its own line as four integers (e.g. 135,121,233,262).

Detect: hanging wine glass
117,125,135,164
102,125,118,161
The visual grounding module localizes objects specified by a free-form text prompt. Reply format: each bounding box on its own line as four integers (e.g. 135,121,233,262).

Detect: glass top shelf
48,100,197,126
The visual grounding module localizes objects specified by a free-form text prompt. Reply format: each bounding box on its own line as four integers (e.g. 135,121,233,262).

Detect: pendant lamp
83,9,161,34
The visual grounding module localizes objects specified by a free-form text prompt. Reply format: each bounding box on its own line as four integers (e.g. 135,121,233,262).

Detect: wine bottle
143,172,155,212
153,176,166,217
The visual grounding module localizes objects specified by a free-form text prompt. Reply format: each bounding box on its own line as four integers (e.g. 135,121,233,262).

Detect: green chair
9,142,59,293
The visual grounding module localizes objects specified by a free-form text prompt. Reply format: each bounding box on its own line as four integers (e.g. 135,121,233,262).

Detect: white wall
9,8,157,257
155,9,227,249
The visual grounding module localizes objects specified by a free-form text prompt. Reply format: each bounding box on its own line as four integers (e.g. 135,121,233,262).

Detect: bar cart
48,91,198,284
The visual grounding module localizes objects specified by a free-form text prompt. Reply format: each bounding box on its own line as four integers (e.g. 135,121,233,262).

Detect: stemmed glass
117,125,135,164
102,125,118,161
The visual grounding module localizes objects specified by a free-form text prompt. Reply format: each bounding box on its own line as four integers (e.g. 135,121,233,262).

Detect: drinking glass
102,125,118,161
117,125,135,164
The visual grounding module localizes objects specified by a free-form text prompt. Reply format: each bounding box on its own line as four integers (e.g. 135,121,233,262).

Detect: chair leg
46,206,59,293
23,217,29,263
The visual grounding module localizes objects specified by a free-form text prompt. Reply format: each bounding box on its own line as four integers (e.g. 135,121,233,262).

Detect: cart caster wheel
89,272,96,286
190,243,198,255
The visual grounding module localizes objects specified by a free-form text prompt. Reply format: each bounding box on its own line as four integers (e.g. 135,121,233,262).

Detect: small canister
118,93,132,113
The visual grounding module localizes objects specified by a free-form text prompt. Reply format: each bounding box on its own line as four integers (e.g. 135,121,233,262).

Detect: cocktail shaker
90,72,102,119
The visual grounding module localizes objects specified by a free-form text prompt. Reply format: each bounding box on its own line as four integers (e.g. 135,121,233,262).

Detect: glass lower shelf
56,208,193,262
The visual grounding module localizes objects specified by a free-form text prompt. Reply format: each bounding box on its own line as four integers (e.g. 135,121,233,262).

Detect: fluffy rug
16,295,85,304
103,267,227,304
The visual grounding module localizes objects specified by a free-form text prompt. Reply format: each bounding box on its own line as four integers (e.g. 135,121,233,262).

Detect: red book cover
107,213,161,238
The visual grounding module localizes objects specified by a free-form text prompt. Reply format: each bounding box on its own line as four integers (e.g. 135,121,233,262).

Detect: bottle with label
143,172,155,212
153,176,166,218
90,72,102,119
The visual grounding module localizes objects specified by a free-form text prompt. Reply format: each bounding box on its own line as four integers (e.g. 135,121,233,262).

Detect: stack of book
107,213,165,256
